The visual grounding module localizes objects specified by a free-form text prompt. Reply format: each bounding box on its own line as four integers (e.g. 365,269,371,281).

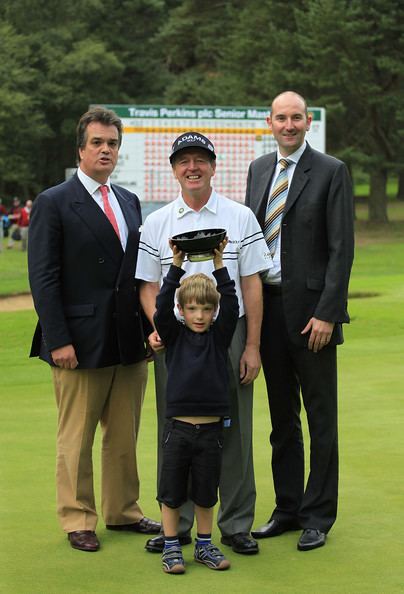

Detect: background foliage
0,0,403,221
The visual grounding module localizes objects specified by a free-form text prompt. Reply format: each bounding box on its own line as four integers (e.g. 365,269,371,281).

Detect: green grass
1,200,403,297
1,209,404,593
354,176,398,199
0,245,30,296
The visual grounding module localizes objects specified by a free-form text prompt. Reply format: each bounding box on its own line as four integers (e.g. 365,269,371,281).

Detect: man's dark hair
76,107,123,160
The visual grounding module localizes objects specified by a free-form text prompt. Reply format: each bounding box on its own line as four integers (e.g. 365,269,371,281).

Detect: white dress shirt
265,141,307,284
77,167,128,250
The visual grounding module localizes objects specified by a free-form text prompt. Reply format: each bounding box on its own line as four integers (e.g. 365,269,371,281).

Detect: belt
169,419,222,430
263,283,282,296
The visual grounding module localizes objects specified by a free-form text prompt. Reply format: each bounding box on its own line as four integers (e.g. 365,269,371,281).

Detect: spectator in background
19,199,32,251
0,199,8,252
7,196,22,249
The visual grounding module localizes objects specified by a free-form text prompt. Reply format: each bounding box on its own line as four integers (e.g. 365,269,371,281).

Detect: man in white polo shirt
136,131,272,555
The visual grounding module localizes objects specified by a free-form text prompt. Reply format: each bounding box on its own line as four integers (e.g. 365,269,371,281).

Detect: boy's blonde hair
177,273,219,308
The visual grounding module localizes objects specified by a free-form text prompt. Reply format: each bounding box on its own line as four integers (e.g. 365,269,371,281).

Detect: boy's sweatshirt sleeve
212,267,239,347
153,265,185,345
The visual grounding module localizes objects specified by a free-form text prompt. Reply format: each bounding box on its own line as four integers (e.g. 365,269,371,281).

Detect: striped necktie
99,185,121,239
264,158,291,256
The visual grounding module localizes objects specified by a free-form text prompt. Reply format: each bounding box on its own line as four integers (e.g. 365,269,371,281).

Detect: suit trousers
154,316,256,537
52,361,148,532
260,291,338,533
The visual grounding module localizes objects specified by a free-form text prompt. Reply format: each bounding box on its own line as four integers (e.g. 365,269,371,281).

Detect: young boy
153,239,239,574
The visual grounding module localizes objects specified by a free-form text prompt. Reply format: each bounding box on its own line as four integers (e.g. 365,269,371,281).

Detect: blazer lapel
112,185,140,236
112,184,141,277
283,145,312,217
70,176,123,264
255,153,277,225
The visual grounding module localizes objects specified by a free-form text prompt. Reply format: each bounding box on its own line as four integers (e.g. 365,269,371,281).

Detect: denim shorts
157,418,224,509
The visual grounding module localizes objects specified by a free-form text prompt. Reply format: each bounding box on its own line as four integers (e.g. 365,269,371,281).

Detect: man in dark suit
246,91,354,551
28,107,160,552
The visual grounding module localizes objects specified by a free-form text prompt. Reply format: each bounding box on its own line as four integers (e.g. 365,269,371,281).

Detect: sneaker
162,545,186,574
194,542,231,570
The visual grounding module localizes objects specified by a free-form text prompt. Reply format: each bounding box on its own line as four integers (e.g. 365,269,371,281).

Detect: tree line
1,0,403,222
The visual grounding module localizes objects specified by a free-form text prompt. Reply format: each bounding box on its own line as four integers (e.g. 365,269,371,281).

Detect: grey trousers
154,316,256,537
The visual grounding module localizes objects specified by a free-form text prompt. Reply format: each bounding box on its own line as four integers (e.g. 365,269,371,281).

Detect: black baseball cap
169,131,216,163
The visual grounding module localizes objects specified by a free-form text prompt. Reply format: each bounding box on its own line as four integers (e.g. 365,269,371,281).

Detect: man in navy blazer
28,107,160,552
246,92,354,551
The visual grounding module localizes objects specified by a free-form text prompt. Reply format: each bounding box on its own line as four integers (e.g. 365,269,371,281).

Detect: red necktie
99,185,120,239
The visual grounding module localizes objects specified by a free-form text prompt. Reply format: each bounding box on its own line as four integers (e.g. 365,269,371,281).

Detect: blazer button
98,257,105,264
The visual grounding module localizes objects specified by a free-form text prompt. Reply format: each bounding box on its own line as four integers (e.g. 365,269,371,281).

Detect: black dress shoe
106,517,161,534
251,518,301,539
220,533,259,555
145,533,192,553
297,529,326,551
68,530,100,552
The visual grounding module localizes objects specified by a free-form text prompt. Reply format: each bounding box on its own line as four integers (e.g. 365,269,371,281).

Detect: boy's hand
148,330,165,353
213,237,228,270
169,239,185,268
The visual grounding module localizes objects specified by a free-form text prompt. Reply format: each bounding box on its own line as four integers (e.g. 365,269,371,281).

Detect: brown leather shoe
106,517,161,534
68,530,100,552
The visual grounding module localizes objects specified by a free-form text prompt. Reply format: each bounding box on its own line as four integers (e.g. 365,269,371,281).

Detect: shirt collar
276,140,307,166
77,167,111,196
175,189,218,219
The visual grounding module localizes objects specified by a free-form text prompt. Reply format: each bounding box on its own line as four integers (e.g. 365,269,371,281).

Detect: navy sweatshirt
154,265,239,418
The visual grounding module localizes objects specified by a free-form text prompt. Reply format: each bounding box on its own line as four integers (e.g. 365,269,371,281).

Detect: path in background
0,294,33,311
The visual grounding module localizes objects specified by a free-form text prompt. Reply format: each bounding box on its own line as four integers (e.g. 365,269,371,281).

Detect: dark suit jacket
246,144,354,347
28,174,147,368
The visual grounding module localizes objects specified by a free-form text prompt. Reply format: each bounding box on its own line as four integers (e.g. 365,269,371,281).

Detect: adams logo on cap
169,131,216,162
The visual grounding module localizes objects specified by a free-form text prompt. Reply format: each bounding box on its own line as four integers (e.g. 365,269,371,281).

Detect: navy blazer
28,174,147,368
246,144,354,347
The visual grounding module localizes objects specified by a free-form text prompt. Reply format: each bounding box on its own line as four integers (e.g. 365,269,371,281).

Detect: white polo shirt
136,190,272,317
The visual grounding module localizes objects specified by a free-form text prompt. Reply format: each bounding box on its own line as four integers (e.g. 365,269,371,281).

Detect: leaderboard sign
103,104,325,204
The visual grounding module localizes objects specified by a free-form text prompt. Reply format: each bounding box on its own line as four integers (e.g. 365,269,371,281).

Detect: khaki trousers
52,361,147,532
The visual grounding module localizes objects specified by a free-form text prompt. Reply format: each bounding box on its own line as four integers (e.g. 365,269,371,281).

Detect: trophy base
188,251,214,262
